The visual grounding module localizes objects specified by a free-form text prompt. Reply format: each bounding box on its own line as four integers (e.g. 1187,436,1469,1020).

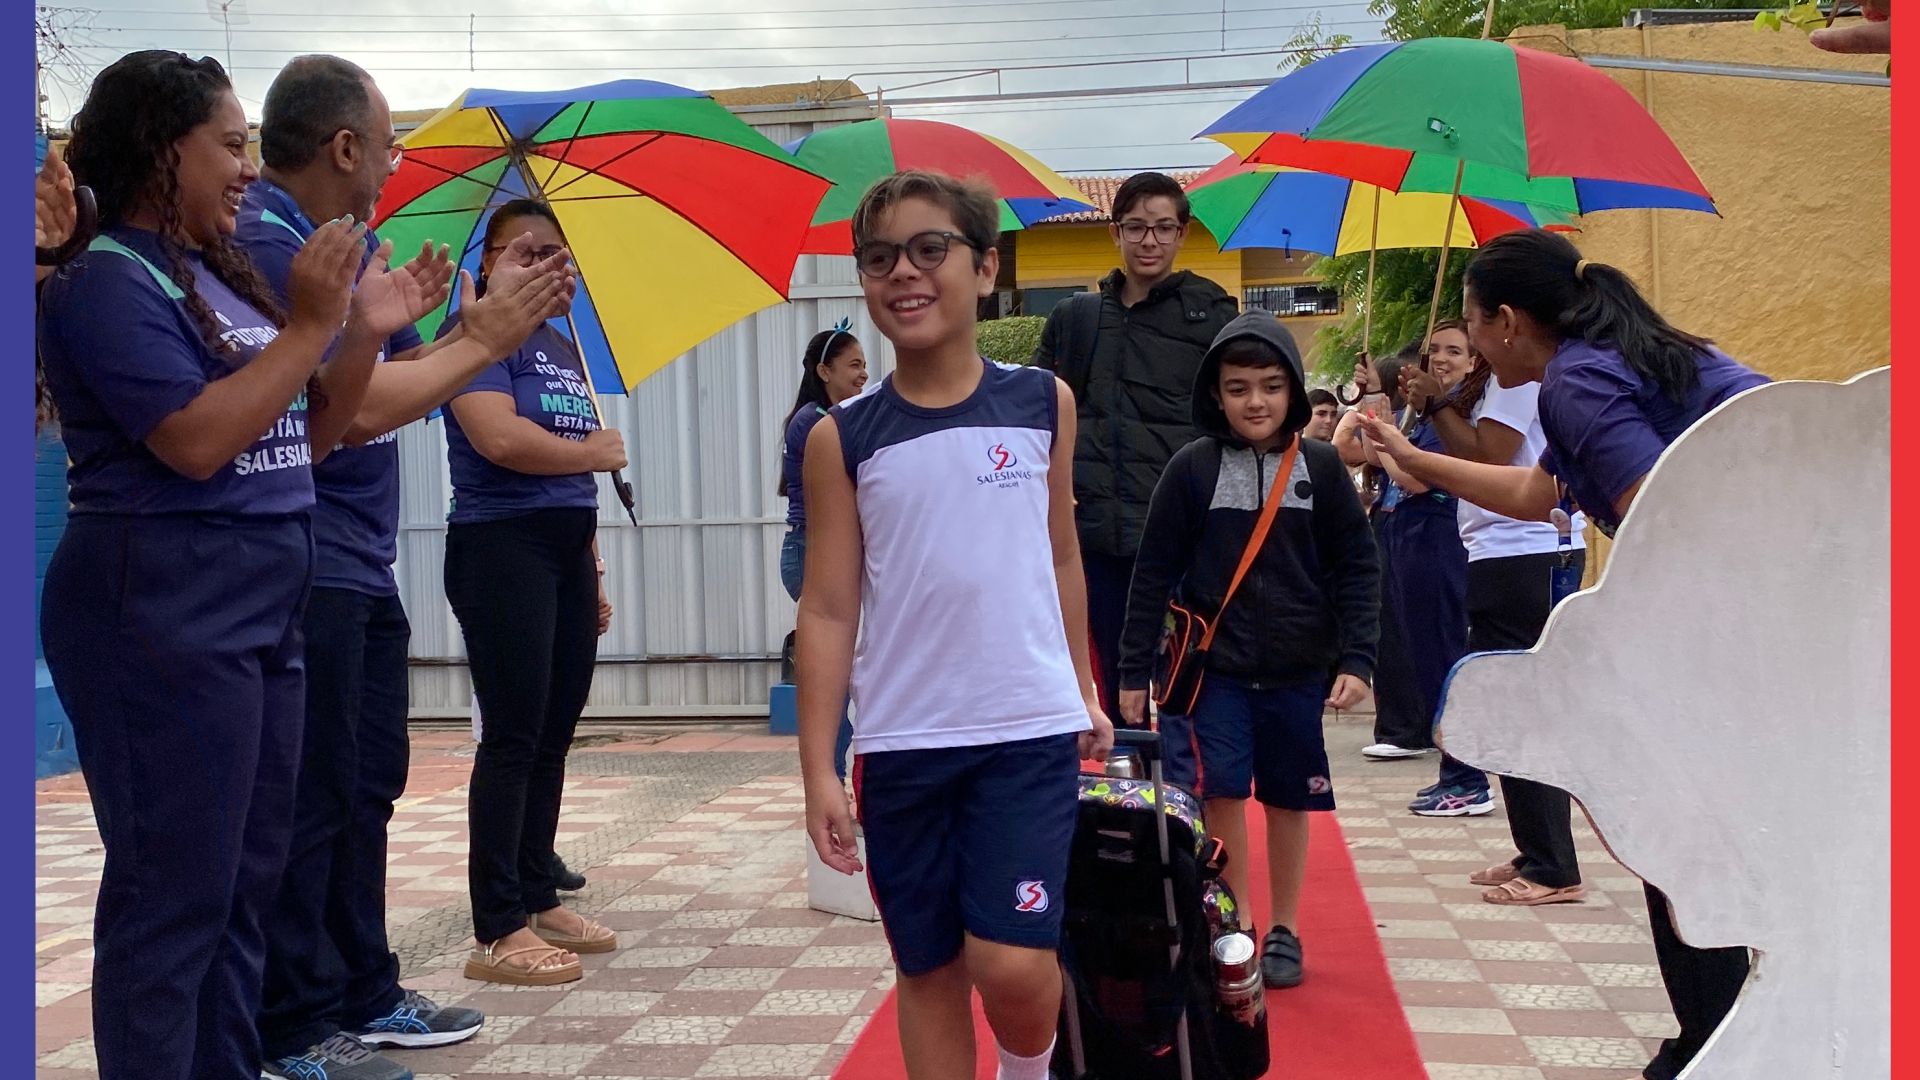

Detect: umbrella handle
610,468,638,526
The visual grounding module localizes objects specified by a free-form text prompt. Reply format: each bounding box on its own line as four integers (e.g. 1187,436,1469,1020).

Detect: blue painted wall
36,432,77,778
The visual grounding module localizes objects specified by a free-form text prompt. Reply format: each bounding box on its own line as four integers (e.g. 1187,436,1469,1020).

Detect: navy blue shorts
1161,674,1335,811
853,733,1081,976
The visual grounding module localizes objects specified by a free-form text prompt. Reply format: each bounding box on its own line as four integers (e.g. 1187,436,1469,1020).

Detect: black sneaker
353,988,485,1049
263,1033,411,1080
551,851,586,892
1261,926,1304,989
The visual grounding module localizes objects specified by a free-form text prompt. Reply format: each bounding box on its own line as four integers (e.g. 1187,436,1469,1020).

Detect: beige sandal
1470,861,1522,887
1483,877,1587,906
464,939,582,985
529,909,618,954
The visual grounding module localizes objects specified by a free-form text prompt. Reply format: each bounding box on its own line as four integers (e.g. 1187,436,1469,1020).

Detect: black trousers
1466,551,1584,889
258,588,411,1058
1082,548,1134,721
43,514,310,1080
1369,510,1431,749
445,508,599,943
1642,883,1751,1080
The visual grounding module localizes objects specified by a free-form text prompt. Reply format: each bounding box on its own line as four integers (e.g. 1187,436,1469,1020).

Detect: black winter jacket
1032,268,1239,559
1117,312,1381,690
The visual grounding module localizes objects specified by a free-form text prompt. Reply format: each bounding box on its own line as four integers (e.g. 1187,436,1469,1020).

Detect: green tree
1371,0,1767,41
1278,13,1355,71
1309,249,1466,383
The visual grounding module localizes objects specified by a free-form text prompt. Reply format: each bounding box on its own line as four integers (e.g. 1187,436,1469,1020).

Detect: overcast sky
37,0,1386,172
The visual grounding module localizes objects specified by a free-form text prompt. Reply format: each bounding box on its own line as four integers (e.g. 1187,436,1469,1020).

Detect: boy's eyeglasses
1117,221,1182,244
853,231,976,279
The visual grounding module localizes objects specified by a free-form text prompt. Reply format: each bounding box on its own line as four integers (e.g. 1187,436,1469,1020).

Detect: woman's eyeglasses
853,231,976,279
484,243,567,264
1116,221,1182,244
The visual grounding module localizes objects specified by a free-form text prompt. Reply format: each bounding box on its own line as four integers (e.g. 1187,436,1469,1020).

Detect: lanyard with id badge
1549,486,1582,607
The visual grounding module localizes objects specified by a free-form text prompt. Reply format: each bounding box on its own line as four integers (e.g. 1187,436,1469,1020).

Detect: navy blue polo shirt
234,178,423,595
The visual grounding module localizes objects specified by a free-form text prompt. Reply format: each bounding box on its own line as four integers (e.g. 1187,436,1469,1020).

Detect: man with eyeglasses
1031,171,1239,724
237,54,574,1080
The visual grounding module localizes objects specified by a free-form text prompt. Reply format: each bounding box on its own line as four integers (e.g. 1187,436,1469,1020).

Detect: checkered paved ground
36,716,1677,1079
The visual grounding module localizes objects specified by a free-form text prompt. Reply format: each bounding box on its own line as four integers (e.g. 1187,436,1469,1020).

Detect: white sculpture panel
1437,368,1890,1079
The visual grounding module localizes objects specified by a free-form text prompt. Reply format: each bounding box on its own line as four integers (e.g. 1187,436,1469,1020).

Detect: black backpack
1050,291,1105,403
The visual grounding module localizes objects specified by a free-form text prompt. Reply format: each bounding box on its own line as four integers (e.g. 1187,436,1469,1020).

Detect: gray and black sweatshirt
1117,312,1381,691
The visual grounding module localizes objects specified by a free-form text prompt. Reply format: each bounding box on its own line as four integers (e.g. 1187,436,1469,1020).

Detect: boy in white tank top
797,171,1114,1080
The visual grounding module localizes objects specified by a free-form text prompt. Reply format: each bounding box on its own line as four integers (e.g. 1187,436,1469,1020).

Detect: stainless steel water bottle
1211,931,1265,1026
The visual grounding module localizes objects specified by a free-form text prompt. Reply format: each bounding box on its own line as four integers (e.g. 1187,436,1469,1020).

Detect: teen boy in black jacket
1117,311,1379,991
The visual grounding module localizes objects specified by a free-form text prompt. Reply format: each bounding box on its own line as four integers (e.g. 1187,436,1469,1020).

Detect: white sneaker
1361,742,1431,759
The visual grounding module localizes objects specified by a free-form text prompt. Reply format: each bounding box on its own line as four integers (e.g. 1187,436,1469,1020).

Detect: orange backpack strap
1198,436,1299,652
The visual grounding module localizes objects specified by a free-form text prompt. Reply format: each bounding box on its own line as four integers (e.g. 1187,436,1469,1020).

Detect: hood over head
1192,310,1309,443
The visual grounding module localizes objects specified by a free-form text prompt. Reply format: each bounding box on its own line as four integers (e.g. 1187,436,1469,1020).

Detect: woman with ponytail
778,321,867,779
1359,228,1766,1080
1404,319,1593,909
36,50,440,1080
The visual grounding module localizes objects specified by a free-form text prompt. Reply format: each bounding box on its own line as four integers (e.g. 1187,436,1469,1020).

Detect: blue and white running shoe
263,1033,410,1080
353,989,485,1049
1408,784,1495,817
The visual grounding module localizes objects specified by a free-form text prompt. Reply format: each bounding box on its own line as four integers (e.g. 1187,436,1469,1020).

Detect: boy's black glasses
853,231,977,279
1117,221,1182,244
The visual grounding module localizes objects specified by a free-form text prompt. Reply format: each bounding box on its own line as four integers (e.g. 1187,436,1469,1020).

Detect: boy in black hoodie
1117,312,1379,990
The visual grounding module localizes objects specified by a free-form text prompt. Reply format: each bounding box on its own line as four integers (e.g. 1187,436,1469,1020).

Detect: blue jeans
782,529,853,780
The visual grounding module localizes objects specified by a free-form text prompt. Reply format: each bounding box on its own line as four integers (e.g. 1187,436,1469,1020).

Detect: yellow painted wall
1510,21,1888,383
1016,221,1242,294
1014,222,1338,366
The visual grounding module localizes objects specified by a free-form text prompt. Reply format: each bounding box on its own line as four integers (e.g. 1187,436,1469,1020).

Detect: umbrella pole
1362,184,1380,362
505,146,640,526
1402,158,1466,431
565,308,640,527
1338,186,1384,408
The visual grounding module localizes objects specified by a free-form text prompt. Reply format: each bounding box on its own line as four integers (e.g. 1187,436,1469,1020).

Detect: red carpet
832,804,1425,1079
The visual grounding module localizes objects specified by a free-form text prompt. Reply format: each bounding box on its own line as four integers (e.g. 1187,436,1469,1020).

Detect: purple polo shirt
1537,339,1769,529
37,224,314,516
438,310,601,525
234,178,423,595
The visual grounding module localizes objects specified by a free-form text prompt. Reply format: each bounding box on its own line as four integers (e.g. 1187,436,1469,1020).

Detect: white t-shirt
1458,379,1588,562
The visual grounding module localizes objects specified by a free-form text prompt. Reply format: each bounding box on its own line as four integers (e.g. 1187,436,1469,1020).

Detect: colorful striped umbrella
372,79,832,392
1185,155,1577,258
781,118,1094,254
1198,38,1716,216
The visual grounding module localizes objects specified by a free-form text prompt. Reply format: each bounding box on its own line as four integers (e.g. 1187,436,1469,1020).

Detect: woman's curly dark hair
63,51,315,404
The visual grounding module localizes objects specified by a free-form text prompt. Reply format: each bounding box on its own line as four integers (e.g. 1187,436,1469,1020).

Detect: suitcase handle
1112,728,1162,761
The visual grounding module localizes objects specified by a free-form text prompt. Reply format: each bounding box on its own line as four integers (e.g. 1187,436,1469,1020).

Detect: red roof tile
1045,171,1207,223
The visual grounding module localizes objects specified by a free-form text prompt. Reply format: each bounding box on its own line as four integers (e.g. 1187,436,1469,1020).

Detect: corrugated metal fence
399,110,894,718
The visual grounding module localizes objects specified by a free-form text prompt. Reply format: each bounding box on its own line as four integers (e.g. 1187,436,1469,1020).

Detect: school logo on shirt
1014,880,1050,913
976,442,1034,489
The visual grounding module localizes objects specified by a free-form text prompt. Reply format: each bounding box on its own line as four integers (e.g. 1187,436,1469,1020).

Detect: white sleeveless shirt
830,359,1090,754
